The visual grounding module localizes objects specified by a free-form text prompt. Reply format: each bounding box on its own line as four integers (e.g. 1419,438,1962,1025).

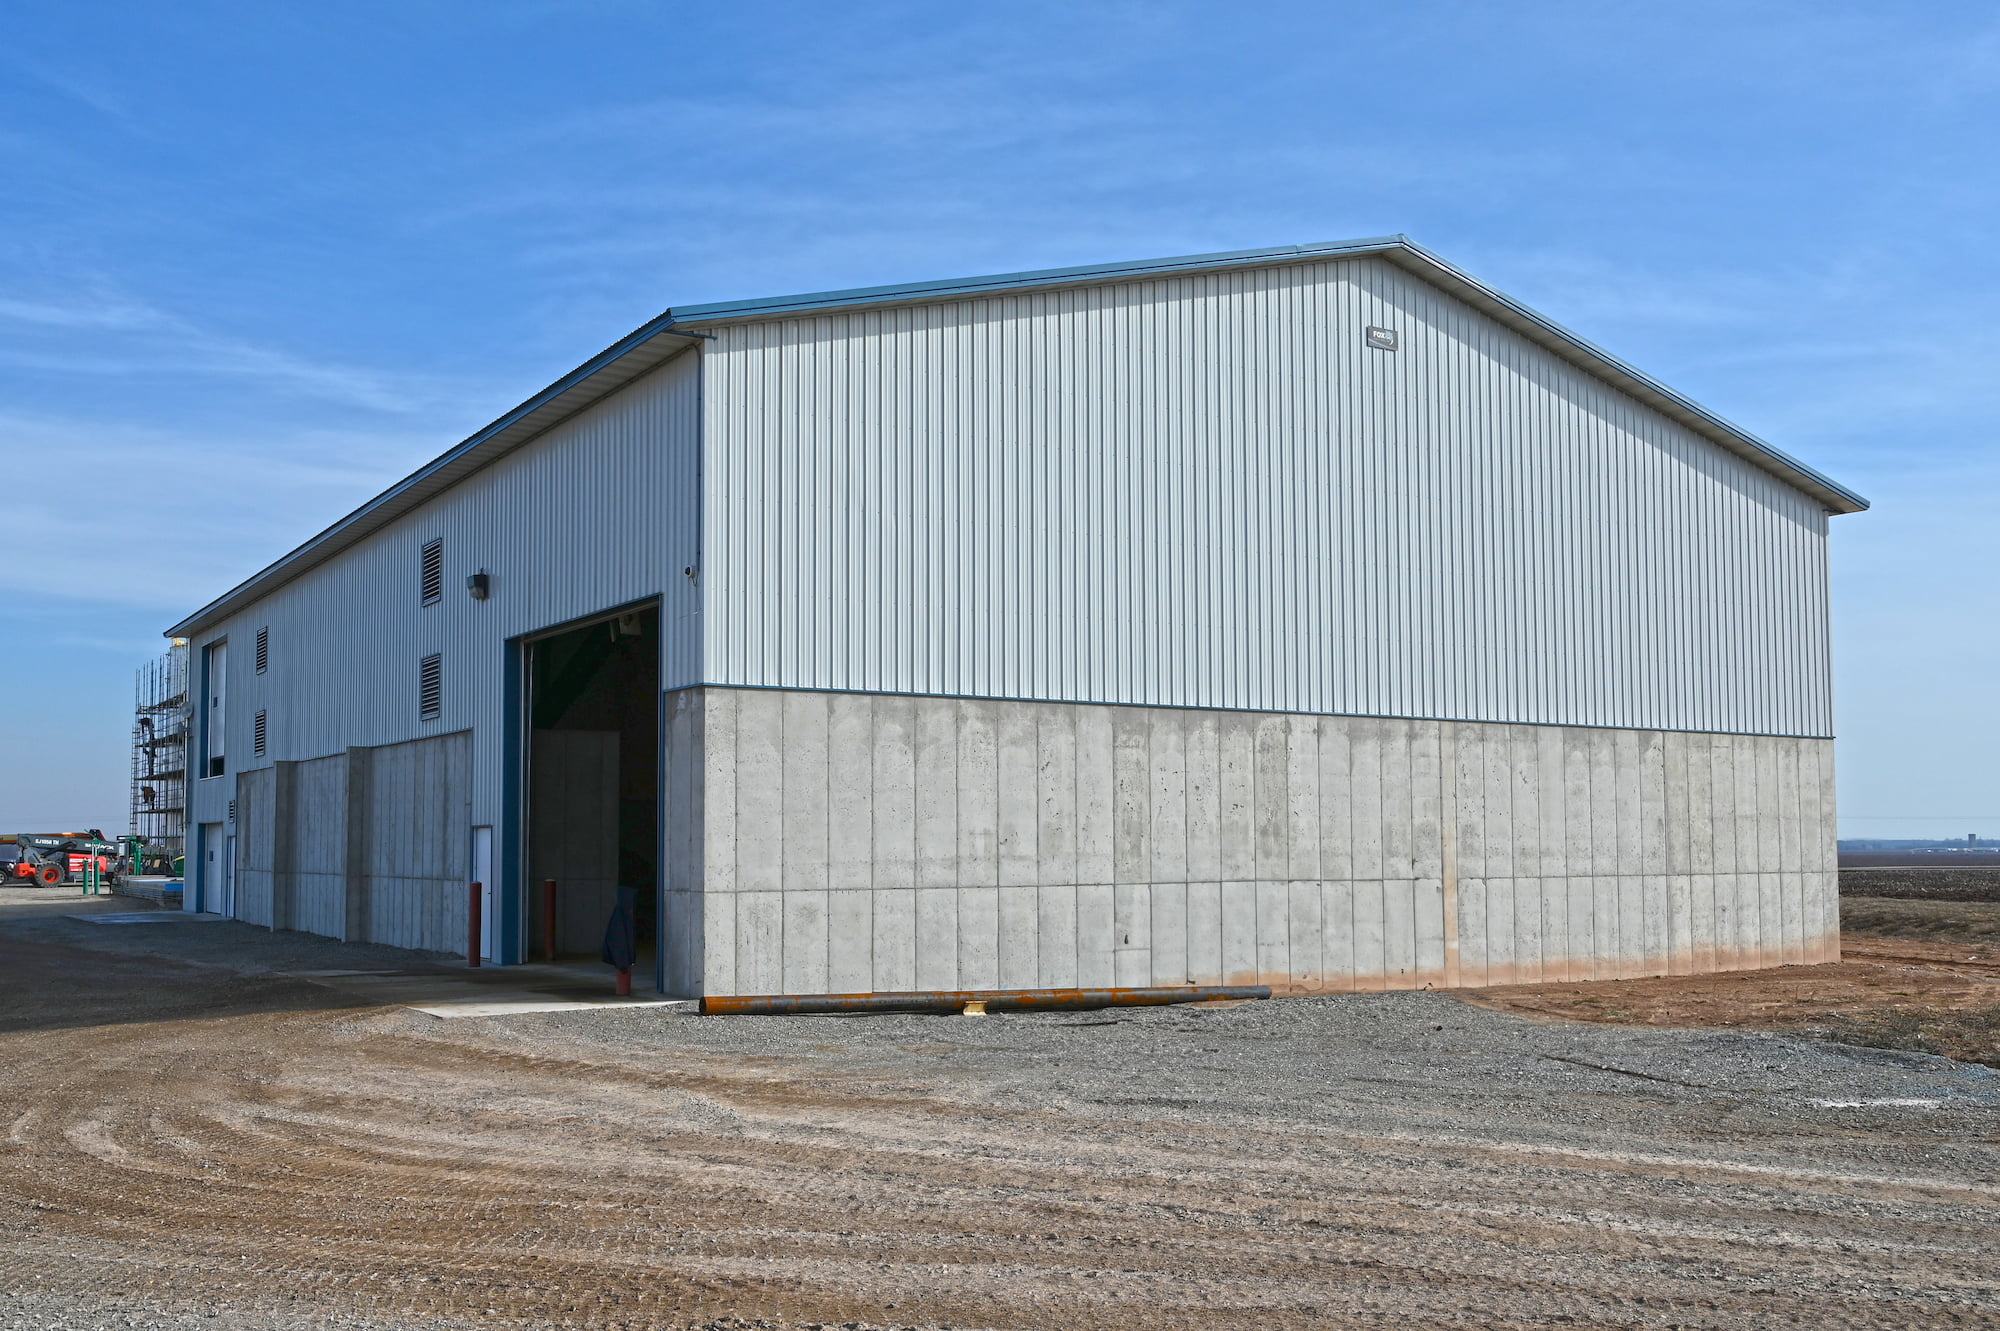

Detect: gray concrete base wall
223,731,472,954
359,731,472,952
290,754,349,938
234,765,276,929
662,687,1837,998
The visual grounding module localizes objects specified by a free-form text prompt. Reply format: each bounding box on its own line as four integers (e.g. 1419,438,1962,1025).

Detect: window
253,709,267,757
202,640,227,778
255,626,269,674
420,539,444,606
418,653,443,720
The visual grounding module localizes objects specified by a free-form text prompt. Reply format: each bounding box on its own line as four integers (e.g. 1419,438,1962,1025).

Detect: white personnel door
199,823,224,915
472,825,494,960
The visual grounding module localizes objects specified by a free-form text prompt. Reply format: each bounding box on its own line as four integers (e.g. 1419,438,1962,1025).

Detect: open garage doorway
524,602,659,984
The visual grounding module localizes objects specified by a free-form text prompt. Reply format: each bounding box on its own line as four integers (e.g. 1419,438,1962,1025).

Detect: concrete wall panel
997,884,1038,987
291,754,348,939
1038,883,1080,989
737,891,782,993
873,887,916,992
681,687,1838,998
828,695,874,894
914,887,957,989
871,695,917,892
827,889,873,992
364,730,471,954
1185,881,1222,987
235,765,275,929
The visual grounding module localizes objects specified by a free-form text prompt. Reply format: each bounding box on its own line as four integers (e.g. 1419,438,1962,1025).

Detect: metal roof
168,236,1866,638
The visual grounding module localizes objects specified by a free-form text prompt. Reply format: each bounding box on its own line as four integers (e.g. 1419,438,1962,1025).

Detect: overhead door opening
525,603,659,977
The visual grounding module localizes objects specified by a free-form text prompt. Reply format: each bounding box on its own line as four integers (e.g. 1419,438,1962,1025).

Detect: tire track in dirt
3,919,1999,1329
0,1006,1992,1330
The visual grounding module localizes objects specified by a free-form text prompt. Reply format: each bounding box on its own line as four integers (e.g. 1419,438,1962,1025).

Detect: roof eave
1376,242,1869,516
667,236,1868,517
167,235,1867,639
166,321,708,639
663,235,1416,325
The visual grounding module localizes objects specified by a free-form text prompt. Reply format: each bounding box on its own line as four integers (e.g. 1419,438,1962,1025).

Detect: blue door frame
499,635,526,965
504,598,666,977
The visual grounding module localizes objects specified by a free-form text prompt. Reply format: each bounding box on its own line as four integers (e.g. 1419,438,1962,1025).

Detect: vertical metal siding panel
186,350,703,924
698,256,1833,740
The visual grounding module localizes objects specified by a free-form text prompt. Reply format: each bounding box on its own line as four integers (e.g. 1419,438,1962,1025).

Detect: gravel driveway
3,888,1997,1330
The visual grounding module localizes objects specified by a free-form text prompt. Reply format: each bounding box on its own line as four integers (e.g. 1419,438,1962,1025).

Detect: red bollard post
615,968,632,997
542,878,557,962
466,881,482,967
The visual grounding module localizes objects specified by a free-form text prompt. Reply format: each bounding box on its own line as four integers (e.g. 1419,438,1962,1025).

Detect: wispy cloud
0,412,444,615
0,283,440,413
11,59,137,124
1453,243,2000,458
0,291,167,330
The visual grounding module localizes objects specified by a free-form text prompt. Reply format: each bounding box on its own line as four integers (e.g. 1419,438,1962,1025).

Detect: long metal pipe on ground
700,985,1271,1016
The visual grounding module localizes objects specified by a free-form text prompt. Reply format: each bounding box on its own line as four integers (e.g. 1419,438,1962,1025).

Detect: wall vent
254,626,269,674
253,709,267,756
418,653,443,720
227,800,236,823
420,538,444,606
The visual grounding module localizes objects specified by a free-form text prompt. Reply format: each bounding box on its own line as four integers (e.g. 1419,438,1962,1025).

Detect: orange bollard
467,881,482,967
542,878,557,962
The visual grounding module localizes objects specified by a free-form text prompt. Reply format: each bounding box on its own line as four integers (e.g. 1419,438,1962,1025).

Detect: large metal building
168,235,1867,997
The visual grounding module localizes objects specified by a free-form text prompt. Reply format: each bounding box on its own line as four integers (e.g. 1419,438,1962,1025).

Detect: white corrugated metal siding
187,348,703,837
701,255,1833,738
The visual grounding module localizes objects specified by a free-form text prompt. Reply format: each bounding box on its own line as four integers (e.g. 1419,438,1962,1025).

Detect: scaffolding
131,640,191,855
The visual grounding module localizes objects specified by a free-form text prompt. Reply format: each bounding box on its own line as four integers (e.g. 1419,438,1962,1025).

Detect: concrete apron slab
278,960,697,1019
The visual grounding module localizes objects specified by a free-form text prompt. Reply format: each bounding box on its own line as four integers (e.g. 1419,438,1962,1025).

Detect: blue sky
1,1,1995,838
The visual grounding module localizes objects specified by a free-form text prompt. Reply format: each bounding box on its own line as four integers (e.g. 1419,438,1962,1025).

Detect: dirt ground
1465,896,2000,1068
2,888,1998,1331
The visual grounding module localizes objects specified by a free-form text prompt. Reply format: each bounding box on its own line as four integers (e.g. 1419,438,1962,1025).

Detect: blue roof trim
169,234,1868,637
666,235,1413,323
164,320,707,639
1385,240,1869,515
662,234,1866,515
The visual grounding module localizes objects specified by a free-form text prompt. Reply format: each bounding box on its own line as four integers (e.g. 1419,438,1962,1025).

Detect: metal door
472,825,494,960
198,822,222,914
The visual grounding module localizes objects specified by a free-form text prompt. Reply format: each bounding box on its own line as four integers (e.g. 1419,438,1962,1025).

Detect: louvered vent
254,626,269,674
253,709,267,756
420,538,444,606
419,653,443,720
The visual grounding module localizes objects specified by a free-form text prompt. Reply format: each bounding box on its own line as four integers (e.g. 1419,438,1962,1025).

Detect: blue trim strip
499,637,524,966
666,234,1865,514
165,338,704,639
165,234,1867,643
667,235,1412,323
1388,240,1868,514
191,822,207,915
